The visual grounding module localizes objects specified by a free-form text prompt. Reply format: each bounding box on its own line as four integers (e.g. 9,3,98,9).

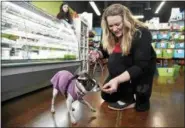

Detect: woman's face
107,15,123,38
62,4,69,13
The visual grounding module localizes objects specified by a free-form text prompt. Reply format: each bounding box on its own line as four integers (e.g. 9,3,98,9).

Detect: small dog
50,70,100,124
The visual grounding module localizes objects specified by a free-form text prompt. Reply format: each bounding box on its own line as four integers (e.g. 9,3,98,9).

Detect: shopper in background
90,4,156,111
57,2,73,24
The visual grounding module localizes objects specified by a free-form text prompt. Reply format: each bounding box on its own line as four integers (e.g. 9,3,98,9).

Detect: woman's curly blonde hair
101,4,147,55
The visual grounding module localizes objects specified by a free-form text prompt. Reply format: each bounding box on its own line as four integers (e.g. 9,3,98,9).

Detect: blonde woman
91,4,156,111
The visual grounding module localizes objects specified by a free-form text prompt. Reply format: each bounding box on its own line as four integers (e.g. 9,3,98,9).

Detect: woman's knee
101,91,118,102
101,91,109,101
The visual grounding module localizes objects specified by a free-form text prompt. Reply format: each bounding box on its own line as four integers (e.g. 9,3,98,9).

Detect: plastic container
175,43,184,48
157,67,175,76
158,32,171,40
157,76,176,84
173,49,184,58
167,42,175,48
152,34,158,40
173,64,181,76
173,33,180,40
156,42,167,48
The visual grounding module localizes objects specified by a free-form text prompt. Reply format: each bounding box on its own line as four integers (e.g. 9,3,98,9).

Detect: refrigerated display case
1,1,82,101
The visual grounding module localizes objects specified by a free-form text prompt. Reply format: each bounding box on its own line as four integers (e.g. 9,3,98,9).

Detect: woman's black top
99,27,156,86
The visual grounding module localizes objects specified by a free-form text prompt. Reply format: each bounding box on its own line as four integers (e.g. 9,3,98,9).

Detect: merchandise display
1,2,79,62
1,1,185,127
150,23,184,76
1,1,88,102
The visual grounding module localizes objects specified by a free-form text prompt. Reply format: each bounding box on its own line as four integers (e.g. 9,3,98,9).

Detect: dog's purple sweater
50,70,82,101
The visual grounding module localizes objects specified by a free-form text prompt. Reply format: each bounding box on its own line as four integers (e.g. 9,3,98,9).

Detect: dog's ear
84,72,91,79
77,70,87,76
76,70,91,81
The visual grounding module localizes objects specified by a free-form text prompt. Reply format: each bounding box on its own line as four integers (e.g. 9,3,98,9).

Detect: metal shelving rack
73,16,89,72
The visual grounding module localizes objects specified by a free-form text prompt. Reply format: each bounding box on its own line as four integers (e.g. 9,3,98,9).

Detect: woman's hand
89,50,100,62
102,78,119,94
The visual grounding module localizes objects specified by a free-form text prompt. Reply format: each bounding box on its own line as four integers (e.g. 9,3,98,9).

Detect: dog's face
77,73,100,92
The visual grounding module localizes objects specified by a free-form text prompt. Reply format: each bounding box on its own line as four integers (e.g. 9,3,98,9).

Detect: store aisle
2,68,184,127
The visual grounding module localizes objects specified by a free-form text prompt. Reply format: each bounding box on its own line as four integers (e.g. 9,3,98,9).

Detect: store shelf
150,29,183,32
151,23,184,75
1,60,81,101
170,19,185,22
2,60,81,69
157,58,184,60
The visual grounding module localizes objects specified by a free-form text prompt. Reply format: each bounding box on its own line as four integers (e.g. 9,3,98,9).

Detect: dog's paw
72,122,77,125
71,119,77,125
51,108,55,113
90,108,96,112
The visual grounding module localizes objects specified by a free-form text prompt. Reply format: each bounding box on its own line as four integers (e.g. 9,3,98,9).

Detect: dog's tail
64,74,79,98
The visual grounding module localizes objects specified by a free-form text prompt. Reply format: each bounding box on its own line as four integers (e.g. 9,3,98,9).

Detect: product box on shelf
157,32,171,40
173,49,184,58
175,43,184,48
158,23,171,30
152,33,158,40
172,32,181,40
155,49,163,58
156,42,167,49
162,49,174,58
167,42,175,48
179,35,184,40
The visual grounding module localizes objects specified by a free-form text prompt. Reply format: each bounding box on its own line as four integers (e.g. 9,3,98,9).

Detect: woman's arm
102,28,154,93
